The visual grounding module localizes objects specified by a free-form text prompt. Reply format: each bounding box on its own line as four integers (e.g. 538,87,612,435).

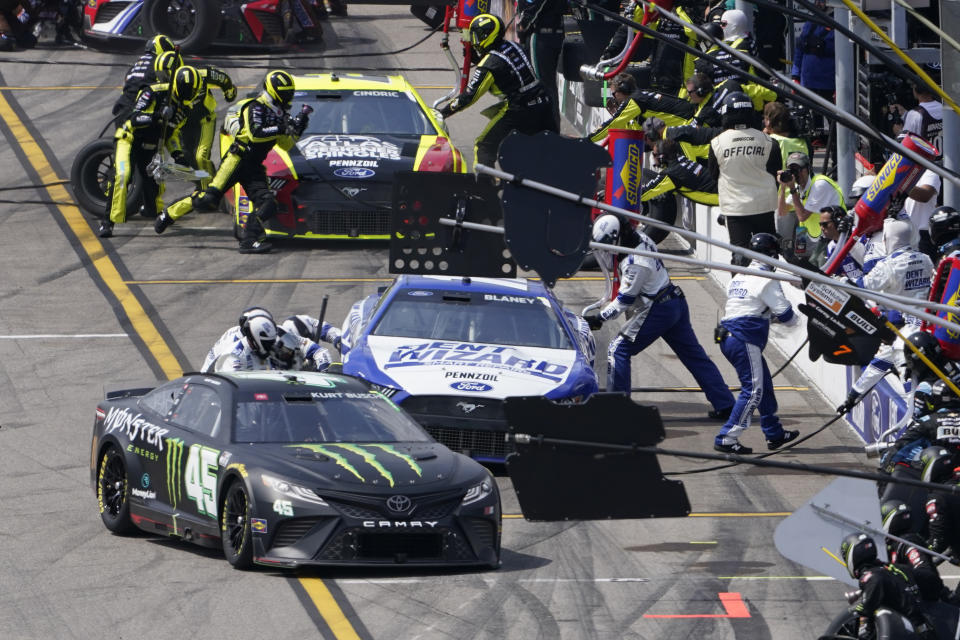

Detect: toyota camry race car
83,0,324,52
221,72,466,240
90,371,501,569
339,276,600,461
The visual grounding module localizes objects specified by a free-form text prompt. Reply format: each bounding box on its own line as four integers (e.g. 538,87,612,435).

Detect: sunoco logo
619,144,641,206
450,381,493,392
166,438,185,509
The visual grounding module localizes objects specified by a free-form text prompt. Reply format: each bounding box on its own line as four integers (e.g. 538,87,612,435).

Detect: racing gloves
224,86,238,102
191,186,222,212
836,389,861,415
584,312,604,331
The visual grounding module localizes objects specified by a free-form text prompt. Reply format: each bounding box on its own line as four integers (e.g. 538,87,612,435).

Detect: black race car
90,371,501,569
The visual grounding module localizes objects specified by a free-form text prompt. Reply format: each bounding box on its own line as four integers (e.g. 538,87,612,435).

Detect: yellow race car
220,72,466,240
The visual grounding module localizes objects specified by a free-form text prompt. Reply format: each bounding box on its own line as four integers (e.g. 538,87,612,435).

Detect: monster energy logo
166,438,185,508
288,443,422,487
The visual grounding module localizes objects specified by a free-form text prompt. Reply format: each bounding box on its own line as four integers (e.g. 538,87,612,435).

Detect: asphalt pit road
686,560,774,574
625,542,717,553
665,429,699,438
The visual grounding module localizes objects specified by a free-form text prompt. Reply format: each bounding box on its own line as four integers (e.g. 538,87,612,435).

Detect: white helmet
884,218,915,254
242,315,278,358
592,215,621,245
271,331,302,369
238,306,274,329
720,9,748,41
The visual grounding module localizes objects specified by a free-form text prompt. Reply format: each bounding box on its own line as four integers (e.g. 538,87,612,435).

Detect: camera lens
778,169,794,184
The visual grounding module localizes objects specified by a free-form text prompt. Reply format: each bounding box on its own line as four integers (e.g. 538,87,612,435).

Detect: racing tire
97,447,136,535
70,139,142,217
819,609,858,639
145,0,222,54
221,480,254,569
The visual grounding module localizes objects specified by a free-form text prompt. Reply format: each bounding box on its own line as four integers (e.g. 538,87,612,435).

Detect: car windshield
233,390,432,444
294,90,436,136
371,289,574,349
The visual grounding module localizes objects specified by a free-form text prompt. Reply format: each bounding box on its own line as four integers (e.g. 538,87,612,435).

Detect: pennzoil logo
287,443,422,487
619,144,641,206
166,438,185,509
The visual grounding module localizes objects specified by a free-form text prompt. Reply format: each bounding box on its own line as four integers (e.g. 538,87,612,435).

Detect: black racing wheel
70,138,143,217
97,447,135,534
221,480,253,569
146,0,222,53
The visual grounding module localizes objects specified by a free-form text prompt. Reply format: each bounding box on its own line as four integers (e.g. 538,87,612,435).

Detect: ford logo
450,382,493,392
407,290,433,296
333,167,375,179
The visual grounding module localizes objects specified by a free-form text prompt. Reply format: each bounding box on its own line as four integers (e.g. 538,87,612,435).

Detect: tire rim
96,154,113,197
222,485,248,555
98,451,126,518
162,0,198,39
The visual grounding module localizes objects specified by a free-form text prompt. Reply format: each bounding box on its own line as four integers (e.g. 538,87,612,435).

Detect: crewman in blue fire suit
715,232,801,454
585,215,735,419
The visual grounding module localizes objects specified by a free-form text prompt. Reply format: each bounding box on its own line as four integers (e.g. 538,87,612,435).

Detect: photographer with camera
776,151,843,259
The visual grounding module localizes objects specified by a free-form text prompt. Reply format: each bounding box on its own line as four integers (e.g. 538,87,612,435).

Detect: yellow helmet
145,34,175,55
263,69,295,109
153,50,182,83
468,14,504,55
172,65,203,106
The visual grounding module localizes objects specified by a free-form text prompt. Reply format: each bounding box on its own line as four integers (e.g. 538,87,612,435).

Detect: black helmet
263,69,296,109
840,533,877,580
241,315,279,359
931,379,960,411
904,331,943,378
920,445,955,484
719,91,755,128
749,232,780,258
929,206,960,247
238,306,274,329
880,500,913,537
145,34,175,55
701,22,724,43
172,65,203,107
469,14,504,55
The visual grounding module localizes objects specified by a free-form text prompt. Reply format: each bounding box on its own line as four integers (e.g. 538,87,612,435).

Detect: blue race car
340,276,599,462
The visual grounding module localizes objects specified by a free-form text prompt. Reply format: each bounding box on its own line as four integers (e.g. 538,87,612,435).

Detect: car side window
169,385,222,438
139,382,185,418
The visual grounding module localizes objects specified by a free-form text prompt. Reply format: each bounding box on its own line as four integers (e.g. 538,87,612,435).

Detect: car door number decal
185,444,220,518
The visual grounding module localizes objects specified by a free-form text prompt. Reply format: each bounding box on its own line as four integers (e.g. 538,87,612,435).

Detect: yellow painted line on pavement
0,88,364,640
297,578,363,640
0,89,180,380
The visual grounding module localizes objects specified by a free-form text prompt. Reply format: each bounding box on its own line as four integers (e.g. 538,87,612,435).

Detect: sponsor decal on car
127,443,159,462
333,167,376,179
384,342,569,382
251,518,268,534
329,159,379,168
362,520,439,528
299,135,401,161
408,290,434,296
104,407,169,450
131,488,157,500
165,438,185,509
141,473,150,488
288,443,423,487
483,294,540,304
352,91,401,98
450,381,493,392
444,371,498,381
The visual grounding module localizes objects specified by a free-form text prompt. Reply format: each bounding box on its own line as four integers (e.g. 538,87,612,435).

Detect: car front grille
271,517,328,548
400,396,506,421
325,500,381,520
357,533,443,560
95,1,131,23
466,518,497,549
424,426,512,460
305,209,391,236
250,9,283,40
324,489,465,521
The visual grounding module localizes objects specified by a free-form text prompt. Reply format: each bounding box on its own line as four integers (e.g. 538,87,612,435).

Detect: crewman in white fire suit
586,215,735,418
837,220,934,414
715,232,800,454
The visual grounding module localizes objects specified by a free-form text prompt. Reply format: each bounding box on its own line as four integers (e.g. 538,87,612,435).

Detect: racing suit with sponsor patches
716,262,798,446
851,562,930,638
113,51,160,120
202,326,329,372
637,157,717,244
107,82,189,224
439,39,556,167
165,95,305,246
179,66,237,190
847,248,934,399
601,233,734,414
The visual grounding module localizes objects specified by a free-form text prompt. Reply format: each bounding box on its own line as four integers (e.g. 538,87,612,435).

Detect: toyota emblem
386,495,412,513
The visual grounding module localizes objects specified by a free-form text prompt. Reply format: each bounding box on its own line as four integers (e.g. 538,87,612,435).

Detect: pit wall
561,78,907,445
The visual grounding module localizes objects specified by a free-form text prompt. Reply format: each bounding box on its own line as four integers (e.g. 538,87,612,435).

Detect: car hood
251,441,472,489
364,335,578,397
293,134,420,180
